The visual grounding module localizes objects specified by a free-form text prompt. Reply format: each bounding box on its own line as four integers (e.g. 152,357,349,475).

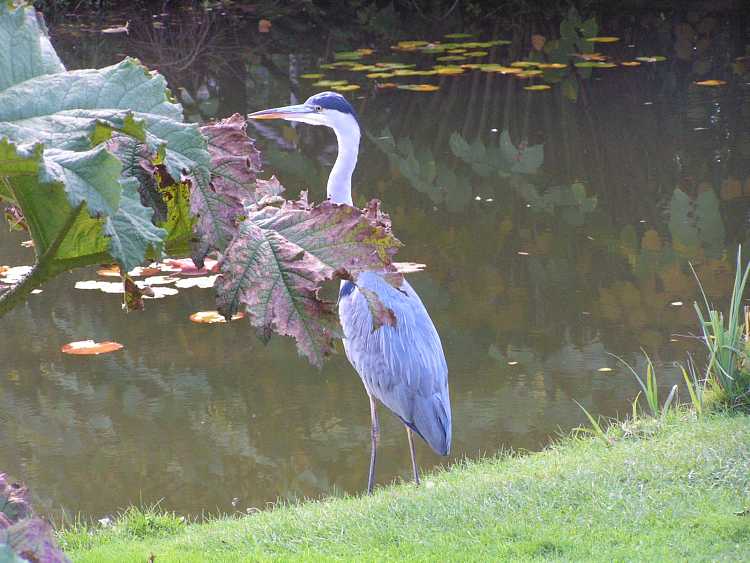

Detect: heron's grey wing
338,272,451,456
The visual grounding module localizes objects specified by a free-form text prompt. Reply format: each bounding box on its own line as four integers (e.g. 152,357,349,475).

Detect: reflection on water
1,2,749,519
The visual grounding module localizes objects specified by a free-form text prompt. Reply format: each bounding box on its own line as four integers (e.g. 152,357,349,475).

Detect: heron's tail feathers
409,393,451,456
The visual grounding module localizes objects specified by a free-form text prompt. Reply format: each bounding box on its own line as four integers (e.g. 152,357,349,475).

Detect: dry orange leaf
621,61,642,67
189,311,246,324
695,79,727,87
97,265,121,277
376,82,398,89
61,340,124,355
258,19,272,33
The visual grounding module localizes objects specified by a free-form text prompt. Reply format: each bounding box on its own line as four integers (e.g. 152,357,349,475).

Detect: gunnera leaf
216,199,401,367
0,474,30,528
192,114,264,267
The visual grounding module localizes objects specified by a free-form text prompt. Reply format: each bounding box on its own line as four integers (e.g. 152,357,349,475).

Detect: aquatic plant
692,246,750,407
0,4,401,366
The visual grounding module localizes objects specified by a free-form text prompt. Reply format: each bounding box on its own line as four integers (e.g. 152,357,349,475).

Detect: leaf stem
0,203,84,318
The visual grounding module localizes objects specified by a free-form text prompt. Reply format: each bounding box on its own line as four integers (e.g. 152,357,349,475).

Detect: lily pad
312,80,349,87
436,55,467,62
189,310,245,323
61,340,124,355
635,56,667,63
397,84,440,92
586,36,620,43
444,33,475,39
332,84,361,92
694,79,727,86
524,84,552,91
300,73,324,79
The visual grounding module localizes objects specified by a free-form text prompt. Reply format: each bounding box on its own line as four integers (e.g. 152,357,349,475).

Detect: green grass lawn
61,412,750,562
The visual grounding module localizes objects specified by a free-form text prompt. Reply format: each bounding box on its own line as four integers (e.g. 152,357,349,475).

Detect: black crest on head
306,91,358,119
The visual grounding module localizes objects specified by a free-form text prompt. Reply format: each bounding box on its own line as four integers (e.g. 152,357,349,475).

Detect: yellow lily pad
312,80,349,87
515,70,543,78
332,84,361,92
366,72,395,78
397,84,440,92
300,73,324,79
620,61,642,67
635,56,667,63
464,51,489,57
477,64,521,74
433,66,465,75
510,61,539,68
586,36,620,43
393,69,438,76
537,63,568,69
694,79,727,86
436,55,467,62
524,84,552,91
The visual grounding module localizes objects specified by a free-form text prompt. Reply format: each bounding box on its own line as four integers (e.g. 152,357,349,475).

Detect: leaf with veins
216,198,401,367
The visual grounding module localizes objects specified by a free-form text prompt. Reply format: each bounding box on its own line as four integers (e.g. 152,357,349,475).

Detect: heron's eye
314,105,323,113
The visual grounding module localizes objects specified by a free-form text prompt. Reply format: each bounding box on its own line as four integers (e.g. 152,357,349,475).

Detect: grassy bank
62,412,750,561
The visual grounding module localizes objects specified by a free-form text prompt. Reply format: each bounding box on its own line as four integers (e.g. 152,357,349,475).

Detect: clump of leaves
0,473,70,562
0,4,404,367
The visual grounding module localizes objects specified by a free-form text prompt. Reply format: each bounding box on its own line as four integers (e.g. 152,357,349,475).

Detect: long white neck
327,115,360,205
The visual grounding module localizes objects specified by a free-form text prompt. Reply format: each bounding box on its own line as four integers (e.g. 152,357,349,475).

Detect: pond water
1,3,749,520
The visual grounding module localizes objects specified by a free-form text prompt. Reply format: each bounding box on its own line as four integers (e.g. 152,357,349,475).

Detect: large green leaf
0,3,208,290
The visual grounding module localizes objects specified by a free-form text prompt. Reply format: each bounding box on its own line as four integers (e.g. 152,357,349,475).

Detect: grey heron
249,92,451,493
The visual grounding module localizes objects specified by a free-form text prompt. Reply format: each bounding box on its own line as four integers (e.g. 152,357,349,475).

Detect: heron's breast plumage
338,271,451,456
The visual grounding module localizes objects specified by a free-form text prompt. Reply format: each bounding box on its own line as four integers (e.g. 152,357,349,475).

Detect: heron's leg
406,427,420,486
367,394,380,494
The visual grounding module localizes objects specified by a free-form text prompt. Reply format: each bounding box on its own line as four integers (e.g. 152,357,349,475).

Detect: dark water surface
1,3,749,519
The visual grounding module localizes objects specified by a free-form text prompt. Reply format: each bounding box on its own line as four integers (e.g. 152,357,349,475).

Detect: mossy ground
61,412,750,562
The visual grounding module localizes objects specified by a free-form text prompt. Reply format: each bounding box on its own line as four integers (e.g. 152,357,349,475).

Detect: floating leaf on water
444,32,475,39
460,63,483,70
393,69,438,76
515,70,543,78
312,80,349,87
393,40,429,50
300,73,324,79
597,367,613,372
635,56,667,63
575,53,608,61
694,79,727,86
333,51,364,61
620,61,642,67
463,51,488,58
537,63,568,69
586,36,620,43
574,61,617,68
101,22,129,34
357,48,375,55
162,257,218,275
374,62,416,70
366,72,395,78
143,286,178,299
175,275,219,289
347,64,379,72
434,66,465,75
436,55,467,62
189,310,245,324
258,19,272,33
332,84,361,92
446,48,467,54
511,61,539,68
396,84,440,92
478,64,521,74
524,84,551,91
136,275,178,286
97,265,121,277
376,82,398,89
61,340,124,355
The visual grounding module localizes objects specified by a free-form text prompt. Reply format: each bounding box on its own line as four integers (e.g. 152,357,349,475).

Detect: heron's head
248,91,359,134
